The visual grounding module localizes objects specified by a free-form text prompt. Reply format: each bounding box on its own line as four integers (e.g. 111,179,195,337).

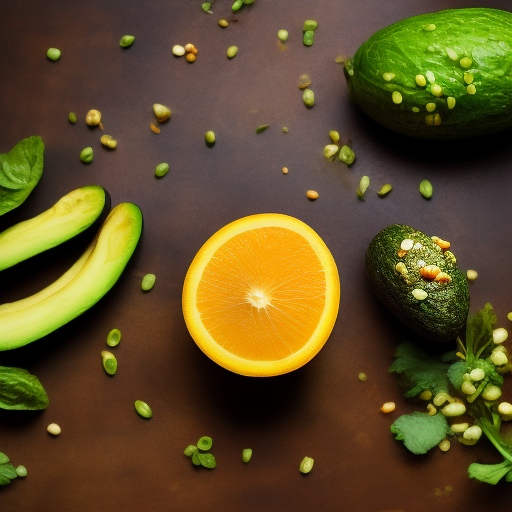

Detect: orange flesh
196,227,326,362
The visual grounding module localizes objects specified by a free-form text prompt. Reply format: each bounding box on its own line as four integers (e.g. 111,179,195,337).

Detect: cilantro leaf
391,412,451,455
389,342,450,397
465,303,496,359
468,460,512,485
447,361,469,390
0,452,17,486
0,365,49,410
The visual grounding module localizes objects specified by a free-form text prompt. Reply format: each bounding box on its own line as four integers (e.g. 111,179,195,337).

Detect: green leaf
0,452,17,486
468,460,512,485
447,360,470,390
0,366,49,410
391,412,451,455
389,342,450,397
0,136,44,216
198,453,216,469
465,303,496,358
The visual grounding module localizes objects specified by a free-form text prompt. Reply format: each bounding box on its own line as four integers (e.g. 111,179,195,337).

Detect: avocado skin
366,225,469,342
344,8,512,139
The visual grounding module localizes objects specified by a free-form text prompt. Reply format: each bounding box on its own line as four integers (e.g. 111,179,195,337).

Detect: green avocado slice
0,203,142,351
366,224,469,342
0,186,110,271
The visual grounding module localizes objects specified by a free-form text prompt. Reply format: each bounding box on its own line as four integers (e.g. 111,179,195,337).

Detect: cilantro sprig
0,452,18,486
389,303,512,484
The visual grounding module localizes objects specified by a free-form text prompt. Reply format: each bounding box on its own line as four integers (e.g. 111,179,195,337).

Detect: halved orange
182,214,340,377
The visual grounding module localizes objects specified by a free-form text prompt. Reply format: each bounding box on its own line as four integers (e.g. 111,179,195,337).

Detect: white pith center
246,287,272,310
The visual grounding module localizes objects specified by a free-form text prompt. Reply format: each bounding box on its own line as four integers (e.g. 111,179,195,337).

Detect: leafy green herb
0,366,49,410
468,460,512,485
389,342,450,397
390,412,451,454
0,452,18,486
0,136,44,216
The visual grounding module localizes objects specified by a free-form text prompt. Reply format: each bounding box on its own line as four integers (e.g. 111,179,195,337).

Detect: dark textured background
1,1,512,510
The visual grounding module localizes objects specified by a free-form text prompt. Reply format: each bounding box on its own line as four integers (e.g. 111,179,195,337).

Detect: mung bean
377,184,392,197
419,179,433,199
107,328,121,347
119,35,135,48
68,112,77,124
329,130,340,143
142,274,156,291
135,400,152,419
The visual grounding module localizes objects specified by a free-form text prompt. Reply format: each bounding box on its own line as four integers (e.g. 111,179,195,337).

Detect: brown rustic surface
1,1,512,511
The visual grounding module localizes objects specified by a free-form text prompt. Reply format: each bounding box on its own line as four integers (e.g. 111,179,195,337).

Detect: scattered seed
242,448,252,463
255,124,269,134
198,436,213,451
198,453,216,469
186,53,196,63
150,123,161,134
184,445,197,457
339,145,355,165
395,262,407,274
119,35,135,48
185,44,198,54
282,126,289,133
47,48,61,61
155,163,169,178
68,112,77,124
298,73,312,89
324,144,339,159
219,19,229,27
153,104,171,122
470,368,485,381
451,423,469,433
442,403,466,417
100,135,117,149
358,372,367,382
227,46,238,58
420,265,441,279
101,351,117,375
205,130,216,144
278,30,288,42
431,84,442,96
16,465,27,477
463,72,474,85
415,74,427,87
493,328,508,344
134,400,152,419
356,176,370,199
142,274,156,291
329,130,340,143
425,71,436,83
423,24,436,31
433,393,452,406
299,456,314,474
412,107,420,113
47,423,61,436
412,288,427,300
461,381,476,395
377,184,392,197
192,450,201,465
447,97,456,109
334,55,345,64
427,404,437,415
383,72,395,81
491,350,508,366
426,102,436,112
400,239,414,251
392,91,402,104
303,89,315,107
80,147,93,164
498,402,512,416
86,109,101,126
282,167,289,174
303,30,314,46
466,270,478,282
467,84,476,95
202,2,212,13
381,402,396,413
419,390,432,400
232,0,243,11
463,425,482,441
507,312,512,322
107,328,121,347
307,190,319,200
173,45,185,56
460,57,472,68
303,20,318,31
439,439,450,452
419,179,433,199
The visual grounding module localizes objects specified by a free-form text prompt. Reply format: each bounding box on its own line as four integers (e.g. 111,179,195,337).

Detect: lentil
119,35,135,48
135,400,152,419
381,402,396,413
47,48,61,61
142,274,156,291
242,448,252,463
306,190,319,200
299,456,314,474
155,163,169,177
227,46,238,58
107,328,121,347
282,127,289,133
68,112,77,124
47,423,61,436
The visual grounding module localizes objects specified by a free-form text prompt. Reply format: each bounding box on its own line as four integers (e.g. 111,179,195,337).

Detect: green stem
475,336,493,359
478,418,512,464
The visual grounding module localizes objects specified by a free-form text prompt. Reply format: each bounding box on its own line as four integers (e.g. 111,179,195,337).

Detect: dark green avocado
344,8,512,139
0,186,110,271
366,224,469,342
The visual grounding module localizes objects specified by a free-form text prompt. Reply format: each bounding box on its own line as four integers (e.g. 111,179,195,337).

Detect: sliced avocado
0,186,110,271
366,224,469,342
0,203,142,351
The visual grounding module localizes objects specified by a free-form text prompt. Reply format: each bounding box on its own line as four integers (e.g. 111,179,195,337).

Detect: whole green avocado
366,225,469,342
344,8,512,138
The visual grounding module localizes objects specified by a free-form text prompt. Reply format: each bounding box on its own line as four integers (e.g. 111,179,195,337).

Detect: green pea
278,30,288,42
155,163,169,177
232,0,243,11
119,35,135,48
302,89,314,107
205,131,216,145
101,351,117,376
201,2,212,12
80,147,93,163
198,453,216,469
357,176,370,199
227,46,238,58
303,30,314,46
255,124,269,133
339,145,355,165
191,450,201,465
242,448,252,463
141,274,156,291
16,465,27,478
303,20,318,31
107,328,121,347
419,179,433,199
68,112,77,124
47,48,61,61
377,184,393,197
282,127,289,133
184,445,198,457
299,456,314,474
197,436,213,451
134,400,152,419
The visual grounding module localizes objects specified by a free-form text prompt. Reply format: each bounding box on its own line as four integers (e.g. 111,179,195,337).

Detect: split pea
357,176,370,198
80,147,93,163
419,179,433,199
329,130,340,143
339,145,355,165
135,400,152,419
324,144,339,159
242,449,253,463
68,112,77,124
107,328,121,347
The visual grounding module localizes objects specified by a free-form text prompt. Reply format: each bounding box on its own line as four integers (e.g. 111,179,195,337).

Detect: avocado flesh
0,186,109,271
0,203,142,351
345,8,512,139
366,224,469,342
